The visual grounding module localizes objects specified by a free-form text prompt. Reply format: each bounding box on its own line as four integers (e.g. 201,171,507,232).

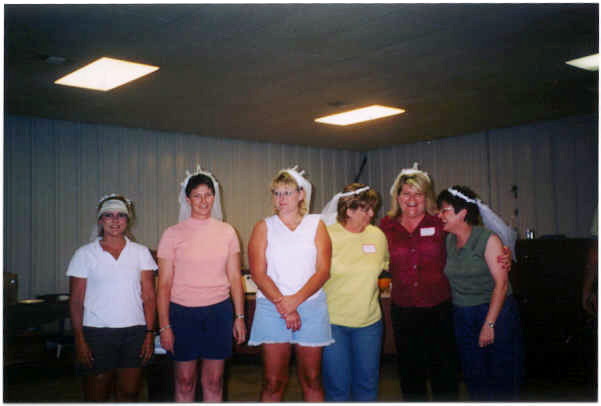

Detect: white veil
178,166,223,222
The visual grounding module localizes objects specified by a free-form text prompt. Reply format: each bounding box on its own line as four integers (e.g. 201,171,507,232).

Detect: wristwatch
487,321,495,329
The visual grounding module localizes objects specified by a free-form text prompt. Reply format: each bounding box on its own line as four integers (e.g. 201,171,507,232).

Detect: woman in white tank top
248,166,333,401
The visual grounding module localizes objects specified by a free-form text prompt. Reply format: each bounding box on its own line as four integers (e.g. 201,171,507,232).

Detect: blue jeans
453,296,524,401
322,319,383,401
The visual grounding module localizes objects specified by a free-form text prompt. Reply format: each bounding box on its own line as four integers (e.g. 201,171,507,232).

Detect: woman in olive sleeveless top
437,186,523,401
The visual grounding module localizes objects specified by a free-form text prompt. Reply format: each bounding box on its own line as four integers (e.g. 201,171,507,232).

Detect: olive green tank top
444,226,512,307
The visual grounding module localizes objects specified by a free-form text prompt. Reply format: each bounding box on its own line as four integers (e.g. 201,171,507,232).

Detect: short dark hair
185,174,215,197
436,185,481,226
337,183,381,224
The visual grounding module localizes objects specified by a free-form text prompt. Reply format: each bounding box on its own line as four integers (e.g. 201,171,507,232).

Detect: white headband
98,199,129,218
321,186,371,225
279,165,312,212
447,187,517,261
178,166,223,222
90,194,132,241
390,162,431,197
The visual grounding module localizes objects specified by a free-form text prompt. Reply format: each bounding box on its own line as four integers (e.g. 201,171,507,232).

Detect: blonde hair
270,171,307,216
387,173,437,218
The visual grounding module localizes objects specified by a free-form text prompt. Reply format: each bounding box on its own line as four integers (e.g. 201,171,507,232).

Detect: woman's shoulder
365,224,388,245
127,239,152,252
210,218,238,235
474,225,493,239
305,213,323,228
366,224,386,238
422,213,444,227
378,215,396,230
74,240,99,255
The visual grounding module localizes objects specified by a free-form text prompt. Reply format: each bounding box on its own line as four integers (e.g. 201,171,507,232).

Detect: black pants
391,300,460,401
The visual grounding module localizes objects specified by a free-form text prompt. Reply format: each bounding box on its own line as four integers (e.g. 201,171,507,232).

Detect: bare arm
276,220,332,316
248,220,285,302
139,270,156,361
226,251,247,344
69,276,93,367
582,243,598,315
480,234,509,347
157,258,175,353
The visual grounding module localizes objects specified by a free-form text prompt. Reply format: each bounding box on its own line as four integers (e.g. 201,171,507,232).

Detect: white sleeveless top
257,214,323,302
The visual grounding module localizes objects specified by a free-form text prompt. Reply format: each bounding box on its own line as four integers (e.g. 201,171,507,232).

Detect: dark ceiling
4,4,599,151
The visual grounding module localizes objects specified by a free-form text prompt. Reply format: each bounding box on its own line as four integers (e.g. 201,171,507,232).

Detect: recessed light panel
55,57,159,91
315,105,405,126
565,53,599,71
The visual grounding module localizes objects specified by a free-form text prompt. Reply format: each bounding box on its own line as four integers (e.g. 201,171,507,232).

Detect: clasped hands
273,294,302,332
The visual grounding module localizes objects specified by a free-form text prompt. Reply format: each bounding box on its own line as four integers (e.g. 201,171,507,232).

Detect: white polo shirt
66,237,157,328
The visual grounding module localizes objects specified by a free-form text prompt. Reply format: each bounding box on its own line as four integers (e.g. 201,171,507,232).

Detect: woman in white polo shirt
67,194,157,401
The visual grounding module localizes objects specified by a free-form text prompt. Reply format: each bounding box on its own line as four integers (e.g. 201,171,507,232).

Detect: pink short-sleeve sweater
157,217,240,307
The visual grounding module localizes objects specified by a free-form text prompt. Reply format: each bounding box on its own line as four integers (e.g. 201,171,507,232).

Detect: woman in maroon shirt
379,164,509,401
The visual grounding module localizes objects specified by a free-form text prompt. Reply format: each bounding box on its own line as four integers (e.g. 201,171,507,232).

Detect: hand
583,291,597,316
233,318,247,344
75,336,94,368
284,311,301,332
274,294,301,317
139,333,155,363
497,246,512,272
160,328,175,354
478,324,495,347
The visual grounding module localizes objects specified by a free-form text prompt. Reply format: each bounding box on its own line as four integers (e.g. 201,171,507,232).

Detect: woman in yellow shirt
320,183,389,401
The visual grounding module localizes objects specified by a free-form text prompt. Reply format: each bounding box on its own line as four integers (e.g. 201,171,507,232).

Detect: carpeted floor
3,335,596,402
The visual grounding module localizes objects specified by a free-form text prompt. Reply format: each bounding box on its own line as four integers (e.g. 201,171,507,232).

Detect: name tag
362,244,376,253
420,227,435,237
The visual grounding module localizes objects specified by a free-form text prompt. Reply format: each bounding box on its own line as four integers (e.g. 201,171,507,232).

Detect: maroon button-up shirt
379,214,451,308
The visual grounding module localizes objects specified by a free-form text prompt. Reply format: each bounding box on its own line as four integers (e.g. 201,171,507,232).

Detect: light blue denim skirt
248,291,334,347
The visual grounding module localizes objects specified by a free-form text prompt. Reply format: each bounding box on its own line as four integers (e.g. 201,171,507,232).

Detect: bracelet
236,314,245,319
159,325,171,333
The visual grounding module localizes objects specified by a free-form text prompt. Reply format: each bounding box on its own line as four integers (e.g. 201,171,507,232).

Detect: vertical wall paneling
56,123,80,293
31,119,57,296
4,114,597,298
137,128,159,248
4,117,33,297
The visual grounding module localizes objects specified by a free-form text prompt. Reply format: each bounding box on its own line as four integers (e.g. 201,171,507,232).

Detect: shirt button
414,282,419,287
413,264,417,269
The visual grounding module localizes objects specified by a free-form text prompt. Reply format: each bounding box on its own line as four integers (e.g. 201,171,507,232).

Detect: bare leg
260,343,291,401
83,370,115,402
174,360,199,402
200,359,225,401
295,345,324,402
115,367,143,402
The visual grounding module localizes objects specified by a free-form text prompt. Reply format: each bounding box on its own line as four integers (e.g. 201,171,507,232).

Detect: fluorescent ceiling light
315,105,405,126
565,53,599,71
55,57,159,91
